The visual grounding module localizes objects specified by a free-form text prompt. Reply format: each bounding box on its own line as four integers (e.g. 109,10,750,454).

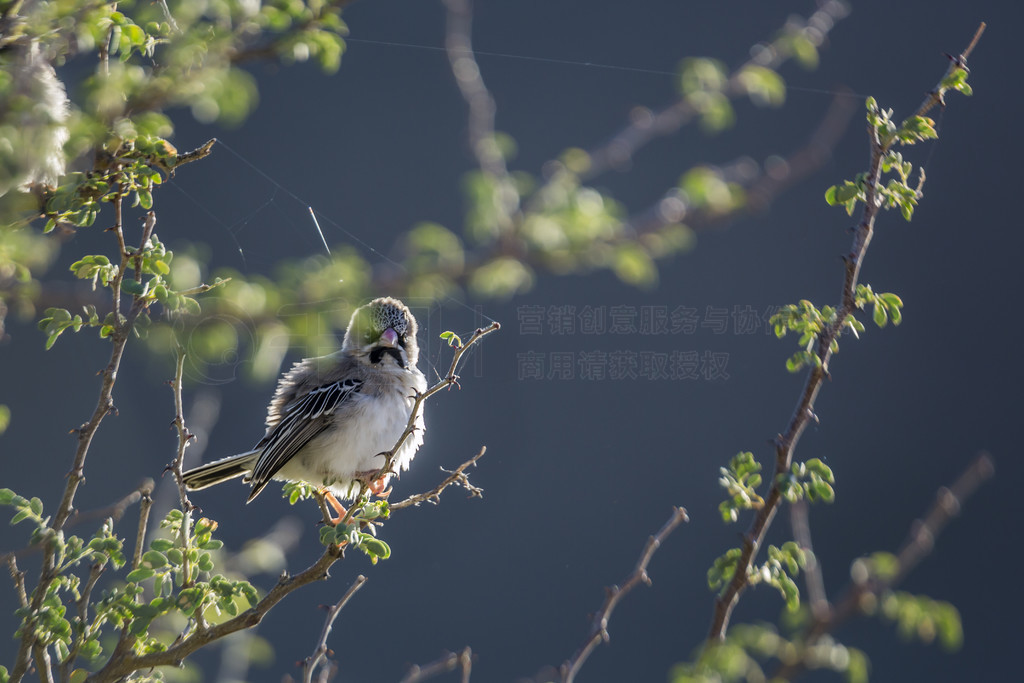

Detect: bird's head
342,297,419,369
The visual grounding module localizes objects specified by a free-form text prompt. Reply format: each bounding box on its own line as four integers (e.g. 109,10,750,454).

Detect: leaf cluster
770,284,902,373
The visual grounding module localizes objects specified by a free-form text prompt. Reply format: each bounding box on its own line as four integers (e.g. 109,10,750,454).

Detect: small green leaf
805,458,834,483
126,567,155,582
439,331,462,348
872,302,887,328
140,550,167,568
121,279,148,297
10,509,32,525
150,538,174,552
360,537,391,563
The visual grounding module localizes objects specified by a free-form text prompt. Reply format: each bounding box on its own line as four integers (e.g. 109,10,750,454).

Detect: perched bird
183,297,426,522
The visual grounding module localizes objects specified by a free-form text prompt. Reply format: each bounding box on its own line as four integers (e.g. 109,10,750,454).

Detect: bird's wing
247,378,363,499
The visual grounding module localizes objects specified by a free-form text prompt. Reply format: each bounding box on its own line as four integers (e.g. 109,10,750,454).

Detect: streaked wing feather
249,379,362,492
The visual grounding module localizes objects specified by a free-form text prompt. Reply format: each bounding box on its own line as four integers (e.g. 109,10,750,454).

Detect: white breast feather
272,373,426,498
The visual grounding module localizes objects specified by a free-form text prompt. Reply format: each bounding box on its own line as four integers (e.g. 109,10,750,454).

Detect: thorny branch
301,575,368,683
391,447,486,510
6,555,28,609
560,506,689,683
705,24,986,644
401,647,474,683
775,453,995,678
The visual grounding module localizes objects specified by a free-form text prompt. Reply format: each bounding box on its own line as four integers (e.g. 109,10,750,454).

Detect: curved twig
560,506,689,683
301,575,368,683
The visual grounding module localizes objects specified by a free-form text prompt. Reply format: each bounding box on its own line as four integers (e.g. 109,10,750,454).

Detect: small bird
182,297,426,522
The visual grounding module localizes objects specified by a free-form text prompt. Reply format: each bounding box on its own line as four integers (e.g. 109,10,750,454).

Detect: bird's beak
379,328,399,348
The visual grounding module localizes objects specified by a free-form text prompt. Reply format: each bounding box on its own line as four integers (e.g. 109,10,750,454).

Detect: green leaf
10,509,32,525
440,330,462,348
140,550,167,569
150,538,174,552
121,279,148,297
126,568,155,582
359,536,391,564
805,458,834,483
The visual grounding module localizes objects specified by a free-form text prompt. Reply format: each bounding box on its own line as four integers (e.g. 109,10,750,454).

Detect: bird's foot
321,490,348,526
355,470,393,499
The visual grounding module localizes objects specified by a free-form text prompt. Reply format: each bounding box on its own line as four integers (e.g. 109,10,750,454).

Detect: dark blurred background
2,0,1021,681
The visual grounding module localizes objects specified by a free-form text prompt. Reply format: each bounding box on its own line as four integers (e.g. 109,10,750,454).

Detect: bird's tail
182,451,259,491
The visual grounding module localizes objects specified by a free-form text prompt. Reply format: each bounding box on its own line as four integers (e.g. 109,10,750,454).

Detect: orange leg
322,490,348,526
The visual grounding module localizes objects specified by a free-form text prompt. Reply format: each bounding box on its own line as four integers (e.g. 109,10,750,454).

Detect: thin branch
301,575,368,683
401,647,473,683
171,138,216,171
705,24,985,643
441,0,519,234
70,479,154,530
6,555,28,608
774,453,994,679
167,342,208,635
33,644,55,683
60,561,106,682
789,500,828,621
391,447,486,510
917,22,986,117
560,506,689,683
132,483,154,571
169,342,195,511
